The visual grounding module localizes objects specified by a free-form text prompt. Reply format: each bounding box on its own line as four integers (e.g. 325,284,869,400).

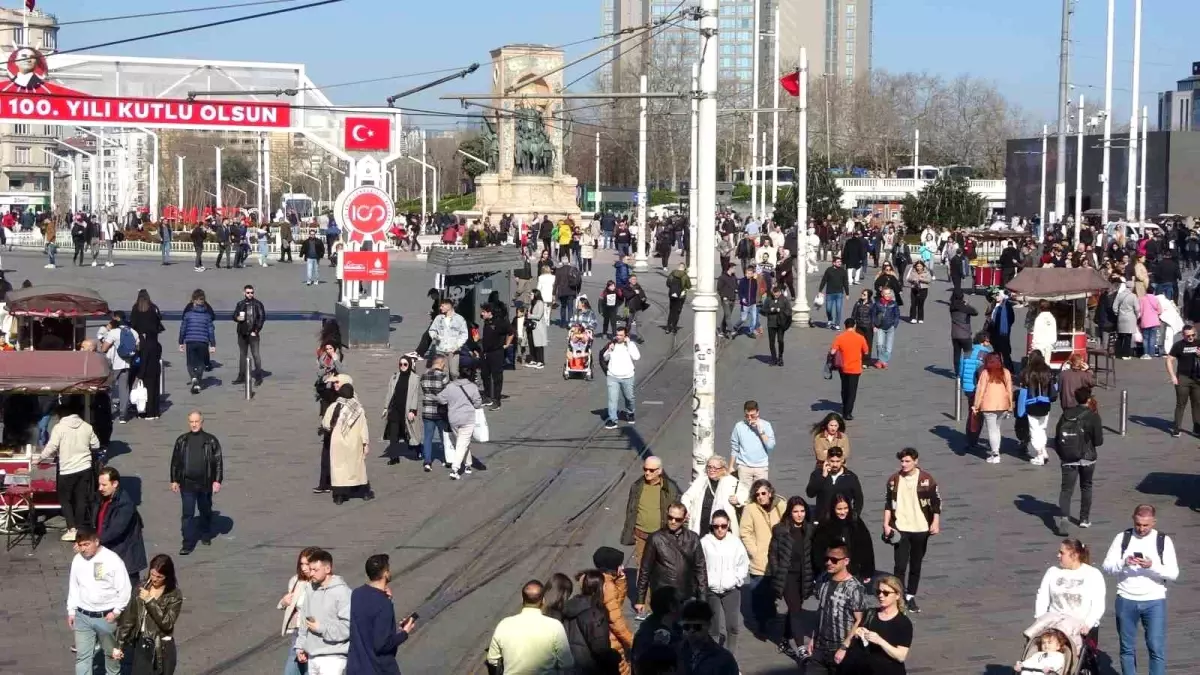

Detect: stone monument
474,45,581,223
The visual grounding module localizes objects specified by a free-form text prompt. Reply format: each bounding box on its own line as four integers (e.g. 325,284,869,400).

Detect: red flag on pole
24,0,35,11
779,71,800,97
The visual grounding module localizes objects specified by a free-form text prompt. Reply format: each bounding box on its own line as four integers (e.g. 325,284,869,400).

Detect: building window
34,176,48,191
846,53,855,65
13,27,24,46
847,15,856,27
846,28,855,41
41,30,55,50
720,57,734,68
15,147,29,164
737,44,751,55
44,125,59,137
736,57,751,68
8,179,20,190
845,67,855,81
720,44,734,55
82,181,90,192
12,123,29,136
846,3,855,13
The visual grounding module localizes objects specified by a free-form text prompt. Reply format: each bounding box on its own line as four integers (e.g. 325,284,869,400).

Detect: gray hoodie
436,378,482,429
299,575,352,657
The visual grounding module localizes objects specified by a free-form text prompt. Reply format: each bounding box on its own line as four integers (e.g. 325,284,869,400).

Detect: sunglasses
711,523,729,530
666,516,685,523
877,588,897,597
824,556,846,564
755,491,771,497
643,467,661,473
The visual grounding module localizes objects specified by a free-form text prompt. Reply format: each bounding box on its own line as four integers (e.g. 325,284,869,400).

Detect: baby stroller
562,324,594,380
1018,613,1089,675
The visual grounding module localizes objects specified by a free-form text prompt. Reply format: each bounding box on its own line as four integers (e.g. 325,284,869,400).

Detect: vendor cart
963,229,1027,290
3,285,110,350
1006,267,1111,369
0,350,111,549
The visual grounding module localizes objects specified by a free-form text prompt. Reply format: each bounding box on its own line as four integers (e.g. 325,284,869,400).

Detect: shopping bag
822,353,834,380
966,409,981,434
472,407,490,443
813,292,825,308
130,379,147,413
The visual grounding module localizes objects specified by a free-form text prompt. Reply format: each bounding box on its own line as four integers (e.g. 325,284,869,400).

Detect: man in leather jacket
233,284,267,386
169,411,224,555
635,502,708,613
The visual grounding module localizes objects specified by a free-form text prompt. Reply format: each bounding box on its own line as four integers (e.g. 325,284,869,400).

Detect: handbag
472,407,490,443
130,379,148,413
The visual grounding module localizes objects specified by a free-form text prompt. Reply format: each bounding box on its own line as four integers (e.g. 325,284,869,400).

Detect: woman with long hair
971,352,1013,463
115,554,183,675
810,494,876,584
563,569,620,674
739,479,786,636
841,575,913,675
542,572,574,621
527,289,548,368
811,412,850,466
1033,539,1106,671
872,263,903,310
130,289,165,345
1019,350,1055,465
905,260,933,324
382,356,422,465
278,546,320,675
767,496,813,660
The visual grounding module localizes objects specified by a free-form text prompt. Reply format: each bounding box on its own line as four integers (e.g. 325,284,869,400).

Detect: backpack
115,326,137,361
666,274,684,298
1120,528,1167,562
736,237,754,259
1053,411,1087,463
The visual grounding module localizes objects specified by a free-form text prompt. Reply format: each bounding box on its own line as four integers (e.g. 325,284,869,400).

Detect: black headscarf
338,383,355,399
390,356,414,415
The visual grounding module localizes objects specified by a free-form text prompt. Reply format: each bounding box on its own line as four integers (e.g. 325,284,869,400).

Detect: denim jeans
305,258,320,284
606,375,635,422
108,368,130,421
181,489,214,545
738,304,759,333
161,241,171,264
873,326,896,363
73,612,120,675
283,638,308,675
46,241,57,265
558,295,576,326
824,292,844,327
421,418,446,465
1142,326,1159,357
1115,595,1166,675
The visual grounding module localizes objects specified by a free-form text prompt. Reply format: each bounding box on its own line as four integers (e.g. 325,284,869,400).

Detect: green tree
649,188,678,206
458,135,490,183
772,154,845,228
221,154,253,186
731,183,751,202
899,176,987,230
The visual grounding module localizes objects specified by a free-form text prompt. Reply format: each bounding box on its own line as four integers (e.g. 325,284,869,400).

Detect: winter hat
592,546,624,573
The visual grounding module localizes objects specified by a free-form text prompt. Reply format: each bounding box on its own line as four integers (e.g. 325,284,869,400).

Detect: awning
1006,267,1111,301
4,285,110,318
0,351,111,393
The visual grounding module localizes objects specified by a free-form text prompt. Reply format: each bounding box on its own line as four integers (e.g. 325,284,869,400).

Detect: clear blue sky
47,0,1200,129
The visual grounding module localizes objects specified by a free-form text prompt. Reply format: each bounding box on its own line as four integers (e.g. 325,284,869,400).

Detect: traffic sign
335,185,394,245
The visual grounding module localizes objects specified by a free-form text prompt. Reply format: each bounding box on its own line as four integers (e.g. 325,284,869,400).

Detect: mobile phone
1132,552,1145,560
406,612,420,622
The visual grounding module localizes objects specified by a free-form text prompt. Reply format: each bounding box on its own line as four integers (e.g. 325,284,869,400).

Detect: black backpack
565,266,582,292
1054,411,1088,463
1120,528,1167,562
666,274,684,298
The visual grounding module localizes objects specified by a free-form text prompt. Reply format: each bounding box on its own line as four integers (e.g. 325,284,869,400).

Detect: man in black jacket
95,466,147,585
805,447,864,523
635,502,708,614
1054,387,1103,535
716,266,739,339
476,304,512,409
170,411,224,555
233,284,266,386
301,231,326,286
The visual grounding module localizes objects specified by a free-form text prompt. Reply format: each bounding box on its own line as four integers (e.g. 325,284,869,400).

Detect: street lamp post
53,138,95,213
1040,125,1048,231
214,146,222,214
176,155,185,214
1075,96,1084,249
41,148,77,214
635,73,649,271
792,49,810,328
689,62,699,286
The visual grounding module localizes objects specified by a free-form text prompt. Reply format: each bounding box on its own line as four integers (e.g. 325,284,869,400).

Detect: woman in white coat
1030,300,1059,364
681,455,747,535
526,289,549,368
1156,291,1183,353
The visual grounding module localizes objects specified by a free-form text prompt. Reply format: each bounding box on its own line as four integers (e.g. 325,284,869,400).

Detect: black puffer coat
562,596,619,674
810,515,876,582
767,520,814,599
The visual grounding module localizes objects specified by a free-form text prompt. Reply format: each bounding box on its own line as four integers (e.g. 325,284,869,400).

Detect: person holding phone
297,549,351,674
114,554,183,675
347,554,417,675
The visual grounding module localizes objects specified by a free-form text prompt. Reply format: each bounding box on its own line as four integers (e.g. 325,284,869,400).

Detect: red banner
344,116,390,151
342,251,389,282
0,92,291,129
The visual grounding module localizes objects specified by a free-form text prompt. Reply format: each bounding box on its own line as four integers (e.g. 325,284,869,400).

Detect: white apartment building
0,6,59,213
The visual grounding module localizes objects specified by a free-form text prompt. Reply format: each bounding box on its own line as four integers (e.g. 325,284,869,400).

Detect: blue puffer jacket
178,305,216,346
960,344,992,393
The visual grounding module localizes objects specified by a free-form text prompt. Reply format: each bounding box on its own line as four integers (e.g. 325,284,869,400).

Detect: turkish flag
780,71,800,97
24,0,34,11
344,117,391,152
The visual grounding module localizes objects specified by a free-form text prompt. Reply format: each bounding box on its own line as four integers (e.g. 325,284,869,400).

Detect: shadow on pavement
211,511,235,537
1129,414,1173,434
810,399,840,412
924,364,956,380
1013,493,1060,534
930,424,972,457
105,440,133,462
1136,471,1200,511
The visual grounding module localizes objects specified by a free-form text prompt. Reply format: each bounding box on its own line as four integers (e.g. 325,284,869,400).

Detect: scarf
335,385,364,437
991,297,1011,336
390,358,414,415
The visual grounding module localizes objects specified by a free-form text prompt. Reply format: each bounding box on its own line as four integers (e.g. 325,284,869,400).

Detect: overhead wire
57,0,305,26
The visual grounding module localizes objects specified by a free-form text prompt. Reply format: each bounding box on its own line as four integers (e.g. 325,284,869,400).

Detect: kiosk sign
342,251,389,281
336,186,393,245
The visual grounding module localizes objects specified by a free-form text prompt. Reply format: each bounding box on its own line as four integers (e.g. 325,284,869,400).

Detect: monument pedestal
475,173,581,224
335,301,390,349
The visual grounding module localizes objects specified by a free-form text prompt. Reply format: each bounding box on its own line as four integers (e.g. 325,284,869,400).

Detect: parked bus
732,165,796,188
894,165,941,180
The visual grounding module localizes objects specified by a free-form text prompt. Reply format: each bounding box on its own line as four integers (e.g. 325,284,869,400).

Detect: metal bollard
159,359,166,398
954,376,963,421
1119,389,1128,436
245,356,253,400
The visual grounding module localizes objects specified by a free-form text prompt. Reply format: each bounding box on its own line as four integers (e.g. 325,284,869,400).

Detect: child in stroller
1018,620,1084,675
563,322,594,380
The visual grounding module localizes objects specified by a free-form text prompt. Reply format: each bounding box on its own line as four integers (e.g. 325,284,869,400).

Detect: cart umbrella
1005,267,1111,302
0,351,111,393
4,285,110,318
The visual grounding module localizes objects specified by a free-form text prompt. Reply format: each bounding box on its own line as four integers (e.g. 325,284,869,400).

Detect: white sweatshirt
67,546,131,617
1034,564,1106,628
1101,529,1179,601
701,532,749,595
604,341,640,379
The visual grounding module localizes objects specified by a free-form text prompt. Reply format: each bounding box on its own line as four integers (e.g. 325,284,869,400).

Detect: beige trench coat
323,398,369,487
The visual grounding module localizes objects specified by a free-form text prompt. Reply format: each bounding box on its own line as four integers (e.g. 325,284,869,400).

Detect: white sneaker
448,471,460,480
44,263,55,269
91,261,97,267
105,261,114,267
986,455,1001,464
1140,354,1151,360
60,528,77,542
1030,456,1045,465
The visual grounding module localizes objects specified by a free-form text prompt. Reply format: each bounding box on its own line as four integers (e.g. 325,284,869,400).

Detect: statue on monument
480,115,500,168
513,105,555,176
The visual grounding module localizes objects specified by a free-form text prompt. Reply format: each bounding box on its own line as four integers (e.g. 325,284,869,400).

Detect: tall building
0,6,60,214
1157,61,1200,132
599,0,872,95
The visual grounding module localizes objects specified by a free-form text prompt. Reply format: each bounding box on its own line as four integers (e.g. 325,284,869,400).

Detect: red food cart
965,229,1025,289
1006,267,1110,370
4,284,111,350
0,350,111,549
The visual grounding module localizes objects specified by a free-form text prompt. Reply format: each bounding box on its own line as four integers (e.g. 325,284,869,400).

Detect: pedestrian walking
829,319,869,420
66,527,131,675
601,327,640,430
620,455,682,569
436,367,483,480
676,600,740,674
882,448,941,614
734,268,762,338
635,502,708,614
717,266,738,338
178,292,216,395
560,569,620,675
94,466,147,587
347,554,417,675
100,217,117,267
298,549,353,675
381,356,423,465
526,289,549,368
665,262,691,334
280,547,320,675
486,581,575,674
768,496,815,660
870,288,901,368
701,510,749,657
681,455,745,536
592,546,635,675
169,411,223,555
805,447,864,523
477,304,512,409
841,575,915,675
949,290,978,376
760,285,793,367
322,384,373,504
428,299,468,379
1018,350,1056,465
805,542,866,675
190,222,206,271
728,400,775,494
114,554,183,675
906,261,932,323
301,231,325,286
738,480,785,637
971,353,1014,463
35,399,100,542
98,312,139,424
1101,505,1180,675
419,356,449,473
233,284,266,386
1166,324,1200,437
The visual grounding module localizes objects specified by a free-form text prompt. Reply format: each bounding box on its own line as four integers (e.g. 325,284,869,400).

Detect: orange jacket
603,572,633,674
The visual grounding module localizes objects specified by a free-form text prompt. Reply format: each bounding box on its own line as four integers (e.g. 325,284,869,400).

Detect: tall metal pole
1040,125,1048,229
176,155,185,214
1100,0,1115,226
913,129,920,181
1139,106,1149,223
771,5,781,208
1055,0,1073,226
688,63,699,286
263,134,272,218
214,146,223,214
792,50,810,328
98,128,106,215
256,135,264,216
1125,0,1143,222
1075,95,1084,249
594,131,602,214
750,0,761,221
691,0,719,480
635,73,649,271
420,131,428,222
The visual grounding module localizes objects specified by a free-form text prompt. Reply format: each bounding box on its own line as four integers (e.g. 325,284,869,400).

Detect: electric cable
57,0,306,26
